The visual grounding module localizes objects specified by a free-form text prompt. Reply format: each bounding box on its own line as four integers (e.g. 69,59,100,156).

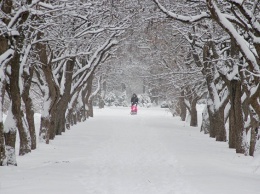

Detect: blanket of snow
0,105,260,194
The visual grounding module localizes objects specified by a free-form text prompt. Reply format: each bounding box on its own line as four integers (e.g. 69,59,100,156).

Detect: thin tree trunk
0,121,6,166
66,92,80,129
0,76,7,166
98,77,105,109
247,84,260,156
249,129,257,156
65,111,71,130
73,112,77,125
68,110,74,126
190,99,198,127
85,73,94,118
200,105,210,134
179,90,186,121
98,96,105,109
39,115,50,143
88,99,94,117
80,85,88,120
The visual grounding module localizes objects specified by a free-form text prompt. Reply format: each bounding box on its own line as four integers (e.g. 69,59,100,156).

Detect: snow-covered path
0,107,259,194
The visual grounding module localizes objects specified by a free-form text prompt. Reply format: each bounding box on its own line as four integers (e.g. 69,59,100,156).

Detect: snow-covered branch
152,0,210,22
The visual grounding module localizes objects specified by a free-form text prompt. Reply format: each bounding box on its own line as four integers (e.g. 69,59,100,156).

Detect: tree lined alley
0,0,130,165
0,0,260,167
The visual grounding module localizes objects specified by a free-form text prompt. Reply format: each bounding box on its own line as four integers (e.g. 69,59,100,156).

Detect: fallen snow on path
0,106,259,194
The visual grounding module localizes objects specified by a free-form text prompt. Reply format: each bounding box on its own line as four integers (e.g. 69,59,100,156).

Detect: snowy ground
0,106,260,194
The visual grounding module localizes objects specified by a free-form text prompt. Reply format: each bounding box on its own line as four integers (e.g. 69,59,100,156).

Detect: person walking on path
130,93,138,115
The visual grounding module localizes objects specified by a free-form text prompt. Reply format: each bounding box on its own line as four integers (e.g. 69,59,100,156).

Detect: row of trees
0,0,132,166
151,0,260,156
0,0,259,167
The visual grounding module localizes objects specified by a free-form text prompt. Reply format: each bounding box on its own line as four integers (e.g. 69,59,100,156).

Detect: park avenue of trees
0,0,259,166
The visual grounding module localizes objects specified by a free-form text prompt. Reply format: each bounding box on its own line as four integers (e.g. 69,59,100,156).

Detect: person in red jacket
130,93,138,115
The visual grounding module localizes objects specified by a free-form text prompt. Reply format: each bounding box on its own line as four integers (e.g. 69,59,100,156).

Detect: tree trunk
36,32,60,143
203,41,226,141
190,99,198,127
215,106,226,142
77,109,83,122
249,125,258,156
65,113,71,130
49,109,57,140
208,104,226,141
73,112,77,125
85,73,94,118
230,80,245,153
207,104,216,138
179,90,186,121
228,84,236,149
4,133,17,166
200,105,210,134
8,51,31,156
1,0,14,165
0,121,6,166
68,111,74,126
203,42,216,138
0,78,7,165
55,58,75,135
55,109,66,134
38,79,59,143
88,99,94,117
65,92,80,129
22,67,36,150
98,96,105,109
39,102,57,144
39,114,49,143
247,84,260,156
80,85,88,121
4,106,17,166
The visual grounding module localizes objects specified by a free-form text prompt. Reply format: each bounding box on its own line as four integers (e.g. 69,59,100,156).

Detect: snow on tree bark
201,106,210,134
4,106,17,166
55,58,75,135
203,41,227,141
36,32,59,143
22,66,36,150
8,51,31,156
85,73,95,118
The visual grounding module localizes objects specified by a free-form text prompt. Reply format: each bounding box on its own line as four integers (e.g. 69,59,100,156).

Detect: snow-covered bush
117,91,128,107
138,93,152,108
104,92,116,106
167,100,179,116
104,91,128,107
